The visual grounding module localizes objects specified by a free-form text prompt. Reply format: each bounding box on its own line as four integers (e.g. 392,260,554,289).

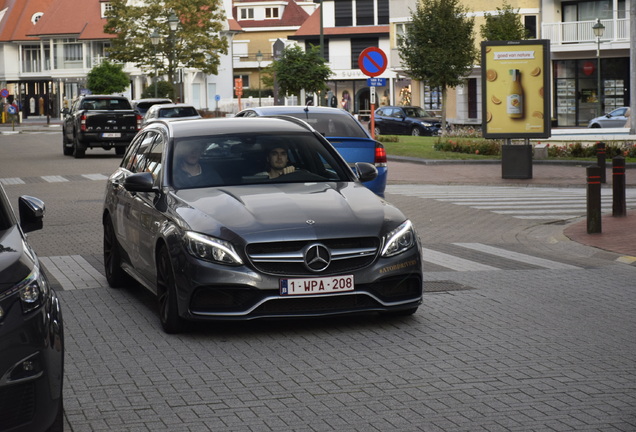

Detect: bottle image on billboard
507,69,524,119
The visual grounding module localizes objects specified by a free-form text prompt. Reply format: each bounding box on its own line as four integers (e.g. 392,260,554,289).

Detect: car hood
171,182,403,242
0,226,34,291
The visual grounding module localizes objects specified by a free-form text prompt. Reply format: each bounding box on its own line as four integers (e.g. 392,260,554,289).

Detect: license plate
102,132,121,138
280,275,354,296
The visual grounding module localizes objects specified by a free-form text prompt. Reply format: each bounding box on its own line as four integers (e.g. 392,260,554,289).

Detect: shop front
554,57,629,127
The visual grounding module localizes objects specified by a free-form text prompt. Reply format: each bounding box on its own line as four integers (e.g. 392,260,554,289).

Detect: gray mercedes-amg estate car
103,117,422,333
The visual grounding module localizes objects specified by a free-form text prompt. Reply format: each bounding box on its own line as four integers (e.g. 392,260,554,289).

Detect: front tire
410,127,421,136
373,125,382,136
62,130,73,156
103,214,128,288
73,135,86,158
156,246,186,334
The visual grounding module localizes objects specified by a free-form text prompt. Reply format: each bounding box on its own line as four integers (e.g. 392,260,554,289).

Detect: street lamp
592,18,605,117
168,12,180,102
256,50,263,106
150,29,161,97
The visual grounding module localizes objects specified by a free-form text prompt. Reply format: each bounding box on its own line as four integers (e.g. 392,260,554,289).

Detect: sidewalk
388,157,636,261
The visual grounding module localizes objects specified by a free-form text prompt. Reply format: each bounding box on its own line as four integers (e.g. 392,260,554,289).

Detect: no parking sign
358,47,387,78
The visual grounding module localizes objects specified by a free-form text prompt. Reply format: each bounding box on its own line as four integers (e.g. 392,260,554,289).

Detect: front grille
246,237,379,276
0,382,36,430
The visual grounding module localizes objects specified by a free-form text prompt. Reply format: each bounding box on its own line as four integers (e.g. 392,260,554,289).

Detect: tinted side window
122,132,146,169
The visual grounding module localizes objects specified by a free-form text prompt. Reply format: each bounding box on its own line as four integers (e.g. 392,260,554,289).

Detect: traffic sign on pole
358,47,387,140
358,47,387,78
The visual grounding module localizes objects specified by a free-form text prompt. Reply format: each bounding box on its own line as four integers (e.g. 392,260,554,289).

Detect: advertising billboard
481,40,551,139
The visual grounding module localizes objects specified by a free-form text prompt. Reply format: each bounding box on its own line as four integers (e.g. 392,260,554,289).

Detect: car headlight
185,232,243,265
381,220,417,257
17,264,49,314
419,121,433,127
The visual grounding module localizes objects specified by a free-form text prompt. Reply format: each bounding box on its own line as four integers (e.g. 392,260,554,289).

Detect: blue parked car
372,105,442,137
235,106,388,197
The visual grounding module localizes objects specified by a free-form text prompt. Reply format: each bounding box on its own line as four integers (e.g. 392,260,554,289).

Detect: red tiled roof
292,6,388,38
28,0,112,40
233,0,309,29
0,0,56,42
227,18,242,32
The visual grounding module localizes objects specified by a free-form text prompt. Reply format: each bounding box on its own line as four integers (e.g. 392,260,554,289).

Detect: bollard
586,165,602,234
612,156,626,217
596,142,606,183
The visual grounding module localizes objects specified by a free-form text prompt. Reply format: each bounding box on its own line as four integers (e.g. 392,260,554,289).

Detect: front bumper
173,245,422,321
0,288,64,432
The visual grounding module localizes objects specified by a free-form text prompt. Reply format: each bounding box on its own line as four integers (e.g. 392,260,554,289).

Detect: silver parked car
588,107,629,128
141,103,202,126
102,117,423,333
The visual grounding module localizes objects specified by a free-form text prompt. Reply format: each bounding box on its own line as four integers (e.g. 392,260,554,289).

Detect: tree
397,0,478,130
480,2,528,41
264,45,332,102
86,60,130,94
104,0,228,97
141,81,174,99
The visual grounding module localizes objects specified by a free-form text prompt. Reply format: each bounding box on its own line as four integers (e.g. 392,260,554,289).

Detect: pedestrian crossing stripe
420,243,581,272
387,185,636,221
0,173,110,185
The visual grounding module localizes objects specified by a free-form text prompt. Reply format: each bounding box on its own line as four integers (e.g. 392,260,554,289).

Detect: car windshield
403,107,432,118
271,112,368,138
170,132,352,189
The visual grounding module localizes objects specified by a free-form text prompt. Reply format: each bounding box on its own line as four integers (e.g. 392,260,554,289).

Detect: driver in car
259,146,296,178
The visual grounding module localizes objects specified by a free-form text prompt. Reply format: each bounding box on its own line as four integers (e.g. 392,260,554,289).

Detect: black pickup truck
62,95,141,158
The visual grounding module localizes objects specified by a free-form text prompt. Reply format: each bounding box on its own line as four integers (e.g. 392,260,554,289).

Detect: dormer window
31,12,44,25
240,8,254,20
265,7,279,19
101,2,113,18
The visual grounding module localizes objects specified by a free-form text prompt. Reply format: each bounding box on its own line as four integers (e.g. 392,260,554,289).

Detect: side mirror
124,172,157,193
354,162,378,183
19,196,45,233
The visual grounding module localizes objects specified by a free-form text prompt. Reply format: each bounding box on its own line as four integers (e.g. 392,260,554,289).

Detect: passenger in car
173,141,222,188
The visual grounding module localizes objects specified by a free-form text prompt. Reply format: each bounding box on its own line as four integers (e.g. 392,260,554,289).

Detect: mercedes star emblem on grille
304,243,331,272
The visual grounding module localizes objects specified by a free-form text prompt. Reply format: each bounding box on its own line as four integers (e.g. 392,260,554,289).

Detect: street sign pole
370,87,376,139
358,47,387,140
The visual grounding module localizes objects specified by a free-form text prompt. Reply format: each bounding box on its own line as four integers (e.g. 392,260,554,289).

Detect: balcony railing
542,18,629,45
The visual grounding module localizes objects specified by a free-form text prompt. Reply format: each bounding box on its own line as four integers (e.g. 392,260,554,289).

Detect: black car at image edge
0,185,64,432
103,117,423,333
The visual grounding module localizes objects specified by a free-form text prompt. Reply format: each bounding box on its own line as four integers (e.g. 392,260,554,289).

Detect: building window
524,16,537,39
234,74,250,89
240,8,254,20
55,39,83,69
21,45,41,73
356,0,374,26
101,2,112,18
30,12,44,25
351,38,377,69
305,39,329,62
265,7,279,19
377,0,389,25
335,1,353,27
